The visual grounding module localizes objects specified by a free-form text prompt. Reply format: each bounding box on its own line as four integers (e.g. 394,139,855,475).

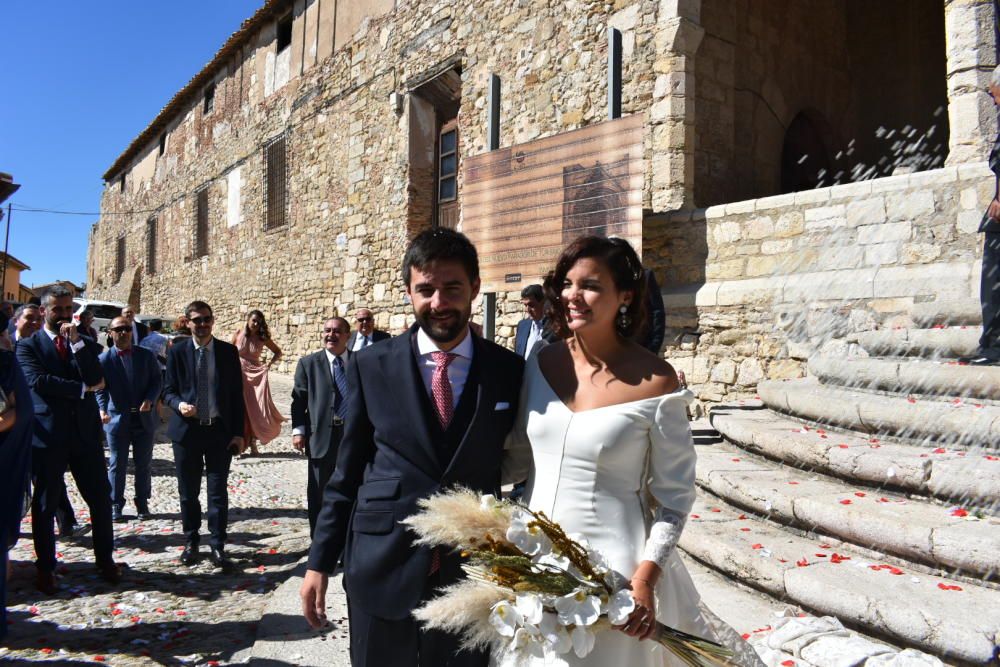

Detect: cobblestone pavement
0,372,336,666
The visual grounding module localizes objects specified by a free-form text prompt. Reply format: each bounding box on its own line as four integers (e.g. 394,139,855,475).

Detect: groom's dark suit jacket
307,324,524,620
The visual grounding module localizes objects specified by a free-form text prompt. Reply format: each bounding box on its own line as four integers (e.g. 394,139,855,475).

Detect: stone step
853,328,980,359
678,494,1000,664
808,354,1000,402
911,300,982,328
757,377,1000,449
709,405,1000,507
694,442,1000,578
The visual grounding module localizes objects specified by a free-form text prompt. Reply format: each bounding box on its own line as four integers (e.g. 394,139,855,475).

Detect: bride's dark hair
543,235,647,340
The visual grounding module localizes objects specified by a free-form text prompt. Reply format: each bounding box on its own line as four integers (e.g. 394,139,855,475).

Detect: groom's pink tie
431,351,457,429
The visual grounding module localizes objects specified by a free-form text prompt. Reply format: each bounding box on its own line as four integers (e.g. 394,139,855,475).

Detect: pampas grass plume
413,579,513,652
402,487,514,549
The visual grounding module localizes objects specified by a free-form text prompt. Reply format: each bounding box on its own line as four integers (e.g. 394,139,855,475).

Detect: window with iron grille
146,217,158,274
264,136,287,230
115,236,126,282
195,188,209,257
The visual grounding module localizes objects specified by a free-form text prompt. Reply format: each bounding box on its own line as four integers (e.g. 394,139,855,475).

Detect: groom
301,228,525,666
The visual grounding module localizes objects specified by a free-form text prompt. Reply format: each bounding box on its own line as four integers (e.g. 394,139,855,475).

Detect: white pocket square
494,402,511,411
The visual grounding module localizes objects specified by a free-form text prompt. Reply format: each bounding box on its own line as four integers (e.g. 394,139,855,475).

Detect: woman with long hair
232,310,285,457
504,236,758,665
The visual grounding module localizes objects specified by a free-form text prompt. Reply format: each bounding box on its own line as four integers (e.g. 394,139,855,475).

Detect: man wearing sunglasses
347,308,390,351
163,301,245,571
97,317,162,523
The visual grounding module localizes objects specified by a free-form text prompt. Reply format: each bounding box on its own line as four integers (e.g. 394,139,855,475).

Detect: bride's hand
618,579,658,641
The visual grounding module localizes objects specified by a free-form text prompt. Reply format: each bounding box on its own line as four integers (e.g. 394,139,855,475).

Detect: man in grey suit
292,316,352,535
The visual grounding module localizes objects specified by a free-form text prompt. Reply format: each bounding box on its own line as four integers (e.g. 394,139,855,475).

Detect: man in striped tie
291,316,352,535
163,301,245,571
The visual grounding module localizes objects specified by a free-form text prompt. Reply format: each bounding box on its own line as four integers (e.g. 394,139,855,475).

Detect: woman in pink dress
232,310,285,457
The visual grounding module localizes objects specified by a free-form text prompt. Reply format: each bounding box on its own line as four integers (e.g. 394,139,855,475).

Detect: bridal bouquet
403,488,734,666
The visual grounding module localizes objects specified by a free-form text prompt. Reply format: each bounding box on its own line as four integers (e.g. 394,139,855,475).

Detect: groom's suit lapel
381,330,441,478
441,337,490,481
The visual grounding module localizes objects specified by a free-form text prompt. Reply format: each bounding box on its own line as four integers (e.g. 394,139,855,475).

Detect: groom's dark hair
402,228,480,286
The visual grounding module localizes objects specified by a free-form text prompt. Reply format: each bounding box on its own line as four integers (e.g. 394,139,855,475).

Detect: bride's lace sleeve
641,392,697,569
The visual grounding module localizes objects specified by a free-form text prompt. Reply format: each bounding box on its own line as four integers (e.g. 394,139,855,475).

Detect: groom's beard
415,305,470,343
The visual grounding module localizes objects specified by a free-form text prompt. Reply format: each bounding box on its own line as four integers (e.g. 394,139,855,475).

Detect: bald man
347,308,390,351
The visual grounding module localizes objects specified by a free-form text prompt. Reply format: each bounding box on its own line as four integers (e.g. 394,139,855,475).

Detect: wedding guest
121,306,149,346
638,268,666,355
139,319,170,371
347,308,390,351
78,310,99,342
513,284,557,359
0,311,32,639
232,310,285,457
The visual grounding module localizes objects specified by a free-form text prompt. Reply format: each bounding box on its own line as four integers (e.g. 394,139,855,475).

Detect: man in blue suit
16,286,122,594
513,284,556,359
97,316,162,522
301,229,525,667
163,301,245,570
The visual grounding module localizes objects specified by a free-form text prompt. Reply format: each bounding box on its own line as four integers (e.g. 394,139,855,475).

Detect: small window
204,83,215,114
159,133,166,156
119,174,126,193
438,127,458,202
146,217,158,275
195,188,209,257
115,236,126,281
277,14,293,52
264,136,287,230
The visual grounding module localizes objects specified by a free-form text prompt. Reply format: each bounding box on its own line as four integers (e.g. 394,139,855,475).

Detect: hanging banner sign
462,114,644,291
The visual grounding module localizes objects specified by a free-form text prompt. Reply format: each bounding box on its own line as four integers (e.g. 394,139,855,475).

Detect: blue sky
1,1,262,290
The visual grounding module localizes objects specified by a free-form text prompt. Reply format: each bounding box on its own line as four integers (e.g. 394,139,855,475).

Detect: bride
503,236,760,666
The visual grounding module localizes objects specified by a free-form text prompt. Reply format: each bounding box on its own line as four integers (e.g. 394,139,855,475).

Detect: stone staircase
678,301,1000,665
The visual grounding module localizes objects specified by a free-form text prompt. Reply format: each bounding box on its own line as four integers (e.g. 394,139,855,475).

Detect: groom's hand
301,569,329,628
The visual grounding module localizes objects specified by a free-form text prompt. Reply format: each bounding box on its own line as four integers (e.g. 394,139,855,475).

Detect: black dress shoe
35,569,58,595
208,546,233,571
135,502,152,520
58,522,78,537
180,544,200,566
96,560,124,585
112,509,127,523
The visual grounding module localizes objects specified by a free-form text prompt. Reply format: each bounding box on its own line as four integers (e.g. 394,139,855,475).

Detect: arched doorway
780,110,834,194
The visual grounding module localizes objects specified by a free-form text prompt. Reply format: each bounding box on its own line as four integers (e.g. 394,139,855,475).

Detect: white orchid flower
605,589,636,625
539,612,572,655
490,600,522,637
507,510,552,556
515,593,544,626
570,624,596,657
586,547,611,574
480,494,500,510
533,549,571,571
512,625,546,658
554,588,602,626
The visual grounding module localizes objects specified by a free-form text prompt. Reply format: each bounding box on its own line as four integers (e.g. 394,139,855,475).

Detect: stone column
945,0,998,165
649,0,704,211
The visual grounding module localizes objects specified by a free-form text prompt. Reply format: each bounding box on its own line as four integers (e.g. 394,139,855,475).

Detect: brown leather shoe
96,560,125,585
35,569,58,595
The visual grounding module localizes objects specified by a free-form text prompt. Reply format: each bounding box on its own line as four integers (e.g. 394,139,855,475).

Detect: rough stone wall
88,0,666,369
650,163,992,414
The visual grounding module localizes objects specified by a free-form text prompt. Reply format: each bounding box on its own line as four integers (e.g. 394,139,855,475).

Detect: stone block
715,277,782,306
712,220,742,244
736,358,764,386
857,221,911,245
845,197,887,228
773,211,804,237
872,262,972,300
710,358,737,384
761,238,793,255
804,204,846,223
745,255,781,277
706,258,745,280
956,209,983,234
767,359,803,380
886,191,934,221
865,243,899,267
900,243,941,264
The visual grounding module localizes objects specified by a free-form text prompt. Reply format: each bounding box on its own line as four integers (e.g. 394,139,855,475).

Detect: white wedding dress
502,357,762,667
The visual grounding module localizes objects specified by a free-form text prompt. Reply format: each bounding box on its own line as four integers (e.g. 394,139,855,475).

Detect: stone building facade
89,0,998,406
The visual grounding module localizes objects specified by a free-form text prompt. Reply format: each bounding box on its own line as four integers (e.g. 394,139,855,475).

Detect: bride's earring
616,303,631,333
